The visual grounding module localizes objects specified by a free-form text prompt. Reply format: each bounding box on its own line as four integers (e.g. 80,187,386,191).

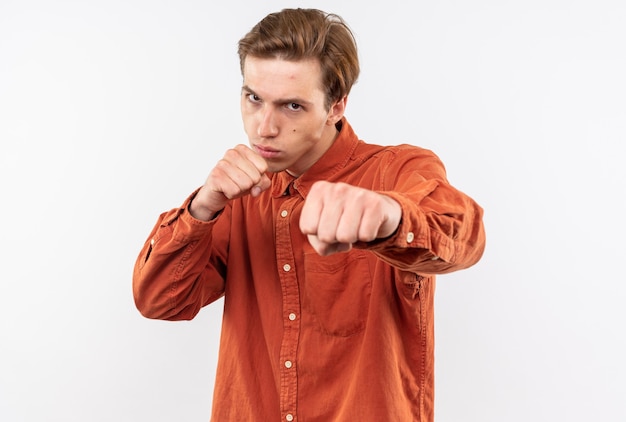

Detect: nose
257,106,279,138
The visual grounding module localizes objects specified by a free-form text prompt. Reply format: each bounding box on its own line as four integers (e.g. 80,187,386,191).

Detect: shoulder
353,140,442,164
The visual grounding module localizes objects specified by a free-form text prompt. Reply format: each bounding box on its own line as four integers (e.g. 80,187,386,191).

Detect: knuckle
214,158,230,171
358,225,378,242
316,230,335,244
223,148,240,161
335,228,356,244
233,144,248,154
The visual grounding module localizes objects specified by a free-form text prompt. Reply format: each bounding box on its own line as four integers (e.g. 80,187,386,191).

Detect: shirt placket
275,194,301,421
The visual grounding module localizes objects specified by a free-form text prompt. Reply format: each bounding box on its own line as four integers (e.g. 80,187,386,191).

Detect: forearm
133,195,227,321
364,183,485,275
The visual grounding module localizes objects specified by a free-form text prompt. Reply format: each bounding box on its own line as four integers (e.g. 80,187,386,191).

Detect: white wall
1,1,624,421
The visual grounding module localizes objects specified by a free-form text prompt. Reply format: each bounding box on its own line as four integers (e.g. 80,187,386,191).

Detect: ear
326,96,347,125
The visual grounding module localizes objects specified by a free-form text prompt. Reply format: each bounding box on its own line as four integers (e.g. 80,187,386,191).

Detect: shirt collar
270,117,359,198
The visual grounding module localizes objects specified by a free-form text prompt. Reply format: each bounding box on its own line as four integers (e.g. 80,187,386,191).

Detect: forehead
242,56,325,101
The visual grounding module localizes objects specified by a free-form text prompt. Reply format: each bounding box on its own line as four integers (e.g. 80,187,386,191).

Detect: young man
133,8,485,421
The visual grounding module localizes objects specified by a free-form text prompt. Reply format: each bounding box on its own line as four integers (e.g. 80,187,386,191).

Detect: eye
248,93,261,103
286,102,302,111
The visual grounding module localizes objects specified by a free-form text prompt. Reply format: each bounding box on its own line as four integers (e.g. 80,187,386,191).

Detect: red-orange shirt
133,118,485,421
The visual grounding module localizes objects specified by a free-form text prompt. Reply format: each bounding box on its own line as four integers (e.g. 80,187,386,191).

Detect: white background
1,0,625,421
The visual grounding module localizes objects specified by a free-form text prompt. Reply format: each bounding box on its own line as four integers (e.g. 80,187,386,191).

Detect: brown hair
238,8,360,110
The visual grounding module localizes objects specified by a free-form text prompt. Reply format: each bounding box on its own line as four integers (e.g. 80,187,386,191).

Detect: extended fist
299,181,402,256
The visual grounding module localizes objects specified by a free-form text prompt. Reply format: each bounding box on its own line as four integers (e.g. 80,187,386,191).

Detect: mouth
253,144,281,159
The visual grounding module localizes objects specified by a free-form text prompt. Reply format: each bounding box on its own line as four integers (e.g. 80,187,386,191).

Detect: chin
263,159,289,174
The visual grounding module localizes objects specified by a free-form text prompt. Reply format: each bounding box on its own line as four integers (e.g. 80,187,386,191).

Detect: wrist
188,197,220,222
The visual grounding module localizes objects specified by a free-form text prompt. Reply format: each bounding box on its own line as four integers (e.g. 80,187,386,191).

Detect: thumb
251,173,271,197
307,234,352,256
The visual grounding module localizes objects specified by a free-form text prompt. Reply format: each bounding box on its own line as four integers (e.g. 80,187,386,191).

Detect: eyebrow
242,85,313,106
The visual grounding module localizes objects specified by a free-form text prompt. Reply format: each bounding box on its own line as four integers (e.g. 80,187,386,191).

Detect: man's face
241,56,345,177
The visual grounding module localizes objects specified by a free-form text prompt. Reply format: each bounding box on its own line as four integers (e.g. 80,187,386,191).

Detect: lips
254,145,281,159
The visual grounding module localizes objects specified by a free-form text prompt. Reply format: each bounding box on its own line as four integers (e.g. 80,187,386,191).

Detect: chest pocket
303,250,373,337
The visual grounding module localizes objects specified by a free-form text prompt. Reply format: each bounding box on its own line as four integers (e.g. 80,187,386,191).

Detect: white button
288,313,296,321
283,264,291,272
406,232,415,243
431,256,439,260
286,414,294,422
280,210,288,217
285,360,293,368
150,238,155,246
